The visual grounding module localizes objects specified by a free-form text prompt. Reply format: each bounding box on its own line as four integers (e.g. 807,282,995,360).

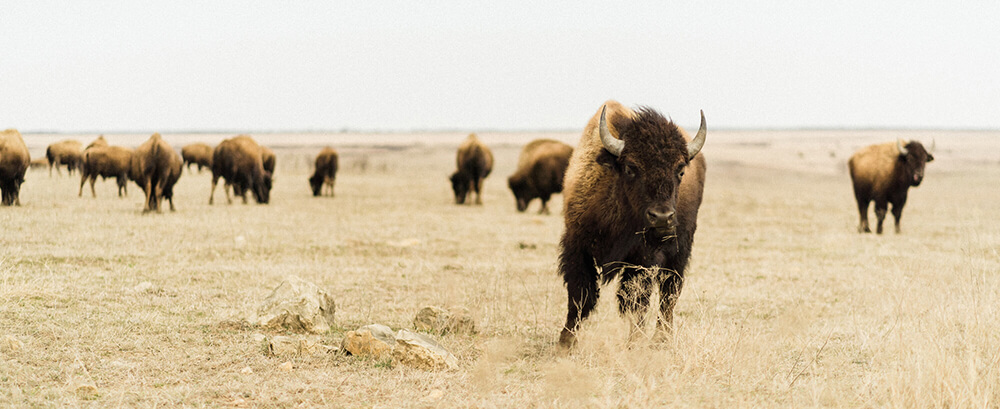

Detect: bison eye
624,165,637,179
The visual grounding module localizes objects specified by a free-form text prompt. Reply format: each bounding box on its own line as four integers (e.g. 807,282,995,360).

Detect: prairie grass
1,134,999,408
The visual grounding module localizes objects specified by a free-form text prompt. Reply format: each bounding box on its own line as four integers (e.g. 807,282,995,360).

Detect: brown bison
0,129,30,206
181,143,213,173
557,101,707,348
450,134,493,205
85,135,108,150
210,135,272,205
309,147,339,197
848,139,934,234
130,133,183,212
46,139,83,176
261,146,276,175
507,139,574,214
79,144,133,198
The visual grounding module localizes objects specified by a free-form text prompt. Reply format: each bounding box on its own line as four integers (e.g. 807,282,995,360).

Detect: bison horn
687,110,707,160
897,139,909,156
599,105,624,157
929,139,936,153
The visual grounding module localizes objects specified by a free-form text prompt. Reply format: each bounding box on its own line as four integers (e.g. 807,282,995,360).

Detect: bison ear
595,149,619,170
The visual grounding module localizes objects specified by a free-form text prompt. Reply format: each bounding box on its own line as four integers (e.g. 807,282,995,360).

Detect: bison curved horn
897,139,909,156
599,105,624,157
929,139,936,153
687,110,707,160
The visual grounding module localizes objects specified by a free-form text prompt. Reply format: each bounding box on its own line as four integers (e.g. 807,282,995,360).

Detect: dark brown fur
558,101,707,348
262,146,276,175
79,145,133,198
507,139,573,214
181,143,213,173
210,135,272,205
848,140,934,234
130,133,183,213
450,134,493,205
0,129,30,206
309,147,339,197
46,139,83,176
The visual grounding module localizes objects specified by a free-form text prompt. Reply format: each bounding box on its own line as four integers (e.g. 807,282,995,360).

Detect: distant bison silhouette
848,139,934,234
507,139,573,214
309,147,339,197
0,129,30,206
450,134,493,205
46,139,83,176
181,143,213,173
130,133,183,213
210,135,272,205
79,143,133,198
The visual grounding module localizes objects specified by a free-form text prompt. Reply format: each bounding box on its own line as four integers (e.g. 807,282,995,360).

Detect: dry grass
2,134,1000,408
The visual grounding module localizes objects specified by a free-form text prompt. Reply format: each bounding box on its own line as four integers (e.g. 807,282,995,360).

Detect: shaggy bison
558,101,707,348
507,139,573,214
848,139,934,234
261,146,276,175
0,129,30,206
450,134,493,205
46,139,83,176
210,135,272,205
181,143,213,173
130,133,183,212
79,144,133,198
309,147,339,197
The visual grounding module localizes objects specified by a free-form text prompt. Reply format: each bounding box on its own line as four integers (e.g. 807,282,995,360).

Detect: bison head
253,171,272,204
450,171,470,204
309,173,324,196
595,106,706,237
507,175,531,212
897,139,934,186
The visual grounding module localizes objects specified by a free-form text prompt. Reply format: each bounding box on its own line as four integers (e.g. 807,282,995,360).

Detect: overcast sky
2,1,998,132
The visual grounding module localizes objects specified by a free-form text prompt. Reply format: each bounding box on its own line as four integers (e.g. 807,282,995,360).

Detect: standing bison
848,139,934,234
558,101,707,348
46,139,83,176
450,134,493,205
309,147,339,197
130,133,183,213
79,143,133,198
507,139,573,214
0,129,30,206
181,143,213,173
210,135,272,205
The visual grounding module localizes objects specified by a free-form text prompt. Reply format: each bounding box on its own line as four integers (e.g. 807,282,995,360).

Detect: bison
450,134,493,205
181,143,213,173
261,146,276,175
85,135,108,150
210,135,272,205
507,139,574,214
79,144,133,198
0,129,30,206
557,101,707,348
848,139,934,234
309,147,339,197
46,139,83,176
130,133,183,212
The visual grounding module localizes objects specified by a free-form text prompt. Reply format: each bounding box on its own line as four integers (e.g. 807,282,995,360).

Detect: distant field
2,131,1000,407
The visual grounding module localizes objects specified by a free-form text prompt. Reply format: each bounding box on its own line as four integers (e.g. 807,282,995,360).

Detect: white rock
341,324,395,360
393,329,458,371
256,276,336,334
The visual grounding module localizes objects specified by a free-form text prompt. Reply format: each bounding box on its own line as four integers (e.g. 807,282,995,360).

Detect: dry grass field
2,131,1000,408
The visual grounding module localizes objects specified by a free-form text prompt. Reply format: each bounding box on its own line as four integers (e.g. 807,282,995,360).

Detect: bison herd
0,100,938,348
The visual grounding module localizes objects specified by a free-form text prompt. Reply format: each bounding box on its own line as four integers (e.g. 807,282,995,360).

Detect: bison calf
558,101,707,348
450,134,493,205
309,147,339,197
181,143,213,173
507,139,573,214
848,139,934,234
0,129,30,206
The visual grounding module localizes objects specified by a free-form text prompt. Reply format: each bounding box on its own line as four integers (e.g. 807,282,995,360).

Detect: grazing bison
46,139,83,176
210,135,272,205
557,101,707,348
79,145,133,198
181,143,213,173
450,134,493,205
507,139,574,214
261,146,276,175
130,133,183,212
309,147,339,197
0,129,30,206
848,139,934,234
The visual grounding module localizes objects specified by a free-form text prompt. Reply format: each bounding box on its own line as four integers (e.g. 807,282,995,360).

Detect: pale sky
2,1,998,132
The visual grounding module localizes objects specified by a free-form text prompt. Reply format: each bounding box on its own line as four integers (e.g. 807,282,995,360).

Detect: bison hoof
558,329,577,349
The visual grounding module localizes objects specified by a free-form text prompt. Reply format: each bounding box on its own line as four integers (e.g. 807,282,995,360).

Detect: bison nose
646,209,675,228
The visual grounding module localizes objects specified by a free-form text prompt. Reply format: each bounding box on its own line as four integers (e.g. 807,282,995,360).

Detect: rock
256,276,336,334
413,306,476,335
423,389,445,401
67,356,98,397
131,281,157,294
278,361,293,372
341,324,395,360
393,329,458,371
2,335,24,353
240,366,253,374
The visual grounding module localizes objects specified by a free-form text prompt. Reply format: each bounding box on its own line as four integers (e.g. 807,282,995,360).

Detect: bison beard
558,102,707,348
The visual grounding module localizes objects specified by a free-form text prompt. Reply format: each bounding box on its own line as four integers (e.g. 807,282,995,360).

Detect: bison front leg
209,175,219,204
78,173,87,197
617,266,654,343
655,268,685,337
89,176,97,198
874,200,888,235
472,178,483,205
855,197,871,233
559,246,600,349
